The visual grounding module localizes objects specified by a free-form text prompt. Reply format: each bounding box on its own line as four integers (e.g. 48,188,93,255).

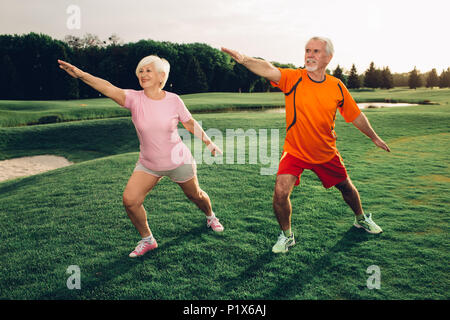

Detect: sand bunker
0,155,73,182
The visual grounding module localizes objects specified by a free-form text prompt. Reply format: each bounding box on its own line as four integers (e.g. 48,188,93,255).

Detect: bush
37,115,63,124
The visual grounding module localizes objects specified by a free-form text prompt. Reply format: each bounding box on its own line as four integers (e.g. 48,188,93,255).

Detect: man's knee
273,184,292,204
335,177,356,194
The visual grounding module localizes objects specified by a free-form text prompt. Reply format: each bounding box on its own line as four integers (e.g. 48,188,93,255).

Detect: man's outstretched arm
352,112,391,152
221,47,281,83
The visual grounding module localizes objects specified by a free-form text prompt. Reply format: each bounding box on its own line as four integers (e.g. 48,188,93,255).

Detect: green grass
0,117,138,162
0,92,287,128
0,90,449,300
1,87,449,127
0,98,131,128
350,87,450,105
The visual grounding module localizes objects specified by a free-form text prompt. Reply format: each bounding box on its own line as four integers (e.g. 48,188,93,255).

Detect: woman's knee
122,192,143,209
186,189,206,202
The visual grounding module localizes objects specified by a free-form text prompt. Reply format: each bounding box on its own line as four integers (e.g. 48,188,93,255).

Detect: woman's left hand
207,141,223,156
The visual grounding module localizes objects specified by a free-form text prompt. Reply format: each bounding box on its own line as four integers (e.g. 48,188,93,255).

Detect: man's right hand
221,47,247,64
220,47,281,83
372,137,391,152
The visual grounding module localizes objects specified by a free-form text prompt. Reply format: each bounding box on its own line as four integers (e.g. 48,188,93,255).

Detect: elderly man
222,36,390,253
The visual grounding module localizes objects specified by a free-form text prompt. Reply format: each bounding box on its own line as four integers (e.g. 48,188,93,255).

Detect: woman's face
138,63,164,89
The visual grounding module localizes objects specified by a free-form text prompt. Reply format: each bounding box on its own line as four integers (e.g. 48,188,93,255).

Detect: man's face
304,39,332,72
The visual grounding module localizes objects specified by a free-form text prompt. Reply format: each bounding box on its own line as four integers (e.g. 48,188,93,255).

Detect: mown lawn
1,87,448,127
1,94,449,299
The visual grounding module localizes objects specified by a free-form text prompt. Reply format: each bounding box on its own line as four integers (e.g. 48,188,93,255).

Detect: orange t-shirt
271,68,361,164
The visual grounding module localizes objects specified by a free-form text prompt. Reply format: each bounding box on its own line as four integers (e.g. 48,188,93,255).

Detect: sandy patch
0,155,73,182
418,175,450,183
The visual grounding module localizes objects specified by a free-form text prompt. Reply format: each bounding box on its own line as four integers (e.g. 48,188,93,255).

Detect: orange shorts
277,152,348,188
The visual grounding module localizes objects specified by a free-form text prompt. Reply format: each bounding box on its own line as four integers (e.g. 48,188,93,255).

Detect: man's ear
327,55,333,64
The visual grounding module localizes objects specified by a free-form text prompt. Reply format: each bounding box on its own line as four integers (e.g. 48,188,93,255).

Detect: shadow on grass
217,250,276,298
212,227,373,299
265,227,372,299
0,175,42,194
36,225,207,299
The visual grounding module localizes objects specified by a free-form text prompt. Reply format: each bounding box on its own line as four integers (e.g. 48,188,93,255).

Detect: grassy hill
0,92,449,299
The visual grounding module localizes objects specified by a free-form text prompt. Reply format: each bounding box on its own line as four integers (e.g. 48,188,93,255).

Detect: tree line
0,32,449,100
332,62,450,90
0,32,289,100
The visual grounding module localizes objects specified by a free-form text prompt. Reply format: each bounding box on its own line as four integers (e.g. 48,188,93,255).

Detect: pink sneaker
207,216,224,232
129,239,158,258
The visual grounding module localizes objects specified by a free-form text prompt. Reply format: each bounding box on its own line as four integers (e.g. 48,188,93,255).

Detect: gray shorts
134,160,197,183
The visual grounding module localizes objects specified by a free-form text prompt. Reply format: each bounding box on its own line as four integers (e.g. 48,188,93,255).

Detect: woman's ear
159,72,166,86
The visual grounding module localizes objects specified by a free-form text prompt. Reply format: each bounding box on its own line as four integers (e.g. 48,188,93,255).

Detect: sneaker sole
129,244,158,258
353,223,383,234
272,240,296,253
207,224,224,232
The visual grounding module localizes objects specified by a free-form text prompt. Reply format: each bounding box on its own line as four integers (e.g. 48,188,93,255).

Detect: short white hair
135,55,170,88
307,36,334,56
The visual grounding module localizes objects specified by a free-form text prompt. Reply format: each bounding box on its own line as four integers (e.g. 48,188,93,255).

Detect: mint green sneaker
353,213,383,234
272,232,295,253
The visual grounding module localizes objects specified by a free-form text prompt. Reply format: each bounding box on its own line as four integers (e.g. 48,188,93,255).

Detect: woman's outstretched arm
58,59,126,106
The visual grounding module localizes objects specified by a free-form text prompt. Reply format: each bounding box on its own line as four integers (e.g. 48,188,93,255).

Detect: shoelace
208,217,220,225
134,240,148,253
277,233,288,243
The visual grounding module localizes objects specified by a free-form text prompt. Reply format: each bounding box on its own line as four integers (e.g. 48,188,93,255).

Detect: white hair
135,55,170,88
307,36,334,56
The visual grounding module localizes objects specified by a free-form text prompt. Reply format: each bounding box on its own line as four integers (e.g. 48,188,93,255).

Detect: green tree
364,62,381,88
380,66,394,89
332,65,347,85
0,54,22,99
392,73,409,87
426,68,439,88
251,77,271,92
438,68,450,88
50,43,79,99
209,59,234,92
408,67,422,89
1,32,307,98
347,64,360,89
182,55,208,94
232,61,260,93
185,43,224,91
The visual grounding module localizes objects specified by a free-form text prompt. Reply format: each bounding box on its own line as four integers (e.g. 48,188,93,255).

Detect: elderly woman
58,55,224,258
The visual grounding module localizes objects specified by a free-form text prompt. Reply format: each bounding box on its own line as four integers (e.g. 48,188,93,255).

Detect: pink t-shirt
121,90,193,171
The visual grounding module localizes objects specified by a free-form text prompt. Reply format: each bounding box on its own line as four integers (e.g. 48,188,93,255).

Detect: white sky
1,0,449,74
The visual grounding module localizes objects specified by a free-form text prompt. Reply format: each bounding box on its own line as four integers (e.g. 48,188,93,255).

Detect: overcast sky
1,0,449,74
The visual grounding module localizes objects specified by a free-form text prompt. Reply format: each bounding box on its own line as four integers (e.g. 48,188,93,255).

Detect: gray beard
306,65,318,72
